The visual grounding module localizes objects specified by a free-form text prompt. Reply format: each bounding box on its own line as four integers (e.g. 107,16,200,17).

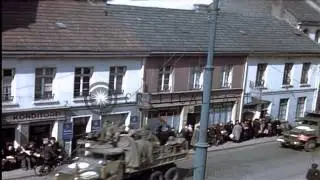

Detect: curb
188,137,277,154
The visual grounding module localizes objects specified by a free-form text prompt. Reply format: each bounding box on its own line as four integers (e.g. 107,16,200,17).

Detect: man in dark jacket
43,141,57,168
306,163,320,180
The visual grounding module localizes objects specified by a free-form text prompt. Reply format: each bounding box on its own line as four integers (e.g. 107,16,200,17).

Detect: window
109,66,126,94
278,98,289,120
296,97,306,118
35,68,55,100
300,63,311,84
315,30,320,43
158,66,171,92
2,69,15,101
190,66,203,89
221,65,233,88
74,67,92,97
209,103,233,125
256,63,267,87
282,63,293,85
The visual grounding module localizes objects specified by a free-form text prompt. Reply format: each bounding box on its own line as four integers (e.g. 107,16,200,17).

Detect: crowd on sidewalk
1,137,65,172
181,118,292,149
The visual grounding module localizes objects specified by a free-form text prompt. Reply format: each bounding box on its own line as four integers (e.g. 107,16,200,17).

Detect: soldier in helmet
306,163,320,180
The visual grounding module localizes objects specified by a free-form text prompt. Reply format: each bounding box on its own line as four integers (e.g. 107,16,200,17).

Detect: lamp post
193,0,219,180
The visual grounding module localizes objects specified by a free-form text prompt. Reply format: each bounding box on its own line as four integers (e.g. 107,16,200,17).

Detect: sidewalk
189,136,278,154
2,168,36,180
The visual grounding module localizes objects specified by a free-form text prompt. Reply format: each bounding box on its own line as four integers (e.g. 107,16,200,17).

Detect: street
3,141,319,180
176,142,320,180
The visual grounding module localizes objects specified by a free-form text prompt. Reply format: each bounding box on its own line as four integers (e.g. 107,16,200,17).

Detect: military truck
53,124,189,180
276,112,320,151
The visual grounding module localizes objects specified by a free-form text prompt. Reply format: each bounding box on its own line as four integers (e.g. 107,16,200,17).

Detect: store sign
91,120,101,133
63,122,73,140
4,110,65,122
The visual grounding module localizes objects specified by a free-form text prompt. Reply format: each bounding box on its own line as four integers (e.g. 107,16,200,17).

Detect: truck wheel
304,140,316,152
164,167,180,180
149,171,164,180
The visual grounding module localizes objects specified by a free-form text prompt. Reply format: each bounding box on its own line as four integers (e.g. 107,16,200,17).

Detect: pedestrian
190,122,200,149
231,121,243,143
306,163,320,180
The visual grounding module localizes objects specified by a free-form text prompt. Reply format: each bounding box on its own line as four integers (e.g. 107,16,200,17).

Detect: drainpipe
193,1,219,180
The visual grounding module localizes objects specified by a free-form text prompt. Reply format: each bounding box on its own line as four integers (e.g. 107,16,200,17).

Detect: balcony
137,88,242,109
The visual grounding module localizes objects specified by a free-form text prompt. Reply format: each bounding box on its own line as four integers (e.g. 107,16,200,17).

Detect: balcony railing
2,95,13,102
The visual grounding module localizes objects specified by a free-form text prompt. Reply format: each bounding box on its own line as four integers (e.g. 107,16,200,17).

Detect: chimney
193,4,210,13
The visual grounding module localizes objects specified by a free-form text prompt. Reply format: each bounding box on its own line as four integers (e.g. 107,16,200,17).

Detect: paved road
3,142,319,180
176,142,320,180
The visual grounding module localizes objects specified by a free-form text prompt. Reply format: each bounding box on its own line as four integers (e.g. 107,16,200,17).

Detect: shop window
2,69,15,102
35,68,56,100
109,66,126,95
211,102,233,124
1,128,15,146
29,124,51,145
74,67,93,97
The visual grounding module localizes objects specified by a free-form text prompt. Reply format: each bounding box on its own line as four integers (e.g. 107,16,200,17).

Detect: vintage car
276,112,320,151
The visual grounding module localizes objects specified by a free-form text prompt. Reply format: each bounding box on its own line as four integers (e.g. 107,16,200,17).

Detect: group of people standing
181,118,288,148
2,137,65,171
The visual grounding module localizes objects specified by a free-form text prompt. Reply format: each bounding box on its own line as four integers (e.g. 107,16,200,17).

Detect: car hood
285,125,317,136
56,157,102,175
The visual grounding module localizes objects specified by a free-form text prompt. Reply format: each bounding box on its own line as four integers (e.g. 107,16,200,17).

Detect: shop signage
137,91,240,107
91,120,101,133
62,122,73,140
4,110,65,122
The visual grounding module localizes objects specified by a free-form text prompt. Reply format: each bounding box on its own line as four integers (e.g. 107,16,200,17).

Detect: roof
2,0,320,54
284,0,320,22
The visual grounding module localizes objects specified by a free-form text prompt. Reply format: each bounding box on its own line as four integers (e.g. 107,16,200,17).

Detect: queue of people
182,118,290,149
2,137,65,172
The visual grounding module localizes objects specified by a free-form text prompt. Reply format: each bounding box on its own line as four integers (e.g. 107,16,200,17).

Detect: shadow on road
178,167,193,179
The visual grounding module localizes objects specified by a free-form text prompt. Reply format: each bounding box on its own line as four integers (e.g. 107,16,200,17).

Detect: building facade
137,55,245,132
243,56,320,123
2,56,144,152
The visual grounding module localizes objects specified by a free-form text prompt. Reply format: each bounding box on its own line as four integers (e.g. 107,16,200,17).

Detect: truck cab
276,112,320,151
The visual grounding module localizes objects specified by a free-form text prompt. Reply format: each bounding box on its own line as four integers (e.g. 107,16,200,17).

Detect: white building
243,56,320,123
2,56,144,152
2,0,146,154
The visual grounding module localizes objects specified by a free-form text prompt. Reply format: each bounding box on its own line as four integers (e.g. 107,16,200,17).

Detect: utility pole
193,0,219,180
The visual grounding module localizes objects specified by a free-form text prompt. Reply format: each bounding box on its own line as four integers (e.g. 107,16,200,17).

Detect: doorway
187,113,200,130
2,127,15,147
71,116,90,155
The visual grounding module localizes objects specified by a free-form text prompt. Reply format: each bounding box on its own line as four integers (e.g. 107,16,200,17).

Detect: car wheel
280,143,288,148
304,140,316,152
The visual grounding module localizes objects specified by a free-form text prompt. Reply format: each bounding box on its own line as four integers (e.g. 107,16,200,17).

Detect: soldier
306,163,320,180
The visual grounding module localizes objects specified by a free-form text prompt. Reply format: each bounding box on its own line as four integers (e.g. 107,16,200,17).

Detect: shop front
137,89,242,132
65,105,139,156
2,108,68,148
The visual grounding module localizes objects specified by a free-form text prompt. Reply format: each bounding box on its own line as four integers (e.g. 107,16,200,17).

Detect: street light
193,1,220,180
